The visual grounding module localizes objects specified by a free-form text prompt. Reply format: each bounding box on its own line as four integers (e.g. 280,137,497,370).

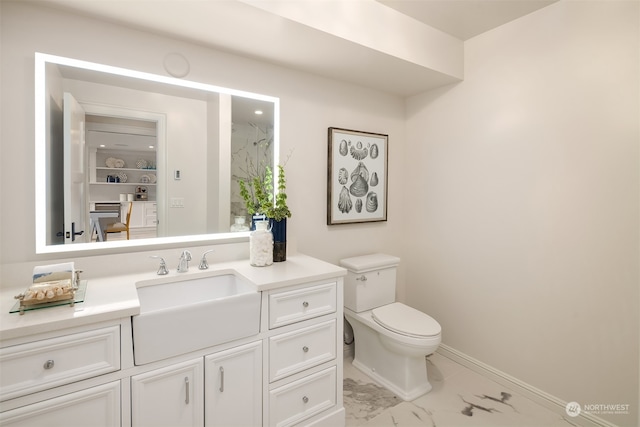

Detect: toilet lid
371,302,441,338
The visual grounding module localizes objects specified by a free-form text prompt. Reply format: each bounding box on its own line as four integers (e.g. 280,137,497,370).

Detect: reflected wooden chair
106,202,133,240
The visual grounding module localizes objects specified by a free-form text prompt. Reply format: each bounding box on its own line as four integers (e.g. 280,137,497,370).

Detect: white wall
404,1,639,425
0,1,405,279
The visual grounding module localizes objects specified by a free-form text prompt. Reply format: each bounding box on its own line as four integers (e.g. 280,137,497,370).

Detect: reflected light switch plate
170,198,184,208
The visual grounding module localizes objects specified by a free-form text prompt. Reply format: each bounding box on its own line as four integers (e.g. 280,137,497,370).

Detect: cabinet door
132,359,203,427
128,202,145,229
204,341,262,427
0,381,120,427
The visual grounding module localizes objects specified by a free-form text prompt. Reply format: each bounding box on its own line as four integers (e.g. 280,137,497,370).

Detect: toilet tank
340,254,400,313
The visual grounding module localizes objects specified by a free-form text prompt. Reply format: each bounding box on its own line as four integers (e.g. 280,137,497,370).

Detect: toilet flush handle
356,275,367,281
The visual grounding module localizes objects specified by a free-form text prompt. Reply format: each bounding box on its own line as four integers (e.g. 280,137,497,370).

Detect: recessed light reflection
254,110,263,115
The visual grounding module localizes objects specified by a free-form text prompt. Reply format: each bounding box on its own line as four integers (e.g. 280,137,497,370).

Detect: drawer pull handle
43,360,55,370
302,346,309,353
219,367,225,392
302,301,309,308
302,396,309,404
185,377,190,404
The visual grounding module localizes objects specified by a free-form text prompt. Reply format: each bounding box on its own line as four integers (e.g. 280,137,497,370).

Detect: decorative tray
11,280,87,315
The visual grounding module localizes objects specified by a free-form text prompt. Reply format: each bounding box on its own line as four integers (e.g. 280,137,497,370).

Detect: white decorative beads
250,221,273,267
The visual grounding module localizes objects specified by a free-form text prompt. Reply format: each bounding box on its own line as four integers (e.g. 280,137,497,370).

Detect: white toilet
342,253,441,401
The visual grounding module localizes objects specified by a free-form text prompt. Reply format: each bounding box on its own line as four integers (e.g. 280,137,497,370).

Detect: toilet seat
372,302,441,338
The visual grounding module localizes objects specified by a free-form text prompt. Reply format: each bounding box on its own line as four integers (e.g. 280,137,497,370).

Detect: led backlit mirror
35,53,279,254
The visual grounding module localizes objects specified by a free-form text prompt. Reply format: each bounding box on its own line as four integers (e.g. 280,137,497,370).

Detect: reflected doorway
85,114,159,241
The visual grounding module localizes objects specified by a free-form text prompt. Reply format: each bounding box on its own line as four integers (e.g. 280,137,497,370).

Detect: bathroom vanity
0,254,346,427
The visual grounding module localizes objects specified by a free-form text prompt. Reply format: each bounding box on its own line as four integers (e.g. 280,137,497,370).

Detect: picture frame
327,127,388,225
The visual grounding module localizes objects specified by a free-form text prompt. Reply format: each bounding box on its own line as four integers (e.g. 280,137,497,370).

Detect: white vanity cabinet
265,280,343,427
128,278,344,427
130,341,262,427
0,321,124,427
131,358,204,427
0,254,346,427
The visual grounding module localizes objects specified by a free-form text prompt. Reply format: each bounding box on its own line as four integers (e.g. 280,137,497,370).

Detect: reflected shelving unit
86,116,159,233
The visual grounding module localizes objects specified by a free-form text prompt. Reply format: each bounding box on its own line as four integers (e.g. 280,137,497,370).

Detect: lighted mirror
35,53,279,254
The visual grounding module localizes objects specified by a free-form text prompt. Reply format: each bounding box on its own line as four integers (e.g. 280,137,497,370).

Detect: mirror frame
35,52,279,254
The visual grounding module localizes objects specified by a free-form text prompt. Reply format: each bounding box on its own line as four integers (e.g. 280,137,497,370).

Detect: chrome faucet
177,250,192,273
150,256,169,275
198,250,215,270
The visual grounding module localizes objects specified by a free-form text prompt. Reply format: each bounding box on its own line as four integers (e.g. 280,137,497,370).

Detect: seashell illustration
338,168,349,185
339,139,349,156
350,162,369,182
350,175,369,197
370,143,379,159
355,198,363,213
366,192,378,212
350,141,368,160
370,172,378,186
338,186,353,213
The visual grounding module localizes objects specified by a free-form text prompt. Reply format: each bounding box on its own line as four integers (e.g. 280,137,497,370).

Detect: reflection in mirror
35,53,278,254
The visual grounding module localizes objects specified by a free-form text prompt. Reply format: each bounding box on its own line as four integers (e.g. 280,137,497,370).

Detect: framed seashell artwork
327,127,388,225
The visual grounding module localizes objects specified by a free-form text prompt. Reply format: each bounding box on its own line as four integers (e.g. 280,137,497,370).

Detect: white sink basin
132,273,261,365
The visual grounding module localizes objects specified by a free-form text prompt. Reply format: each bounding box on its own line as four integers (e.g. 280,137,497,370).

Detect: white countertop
0,254,346,342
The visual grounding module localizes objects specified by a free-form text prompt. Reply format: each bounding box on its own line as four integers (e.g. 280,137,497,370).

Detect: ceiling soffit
42,0,464,96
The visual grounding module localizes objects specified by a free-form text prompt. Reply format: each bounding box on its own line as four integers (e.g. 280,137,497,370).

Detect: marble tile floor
344,350,581,427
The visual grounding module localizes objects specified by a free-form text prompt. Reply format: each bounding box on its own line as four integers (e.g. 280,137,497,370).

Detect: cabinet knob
43,360,55,370
302,301,309,308
302,396,309,404
302,346,309,353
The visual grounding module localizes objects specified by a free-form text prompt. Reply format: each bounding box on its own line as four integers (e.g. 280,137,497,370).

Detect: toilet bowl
341,254,442,401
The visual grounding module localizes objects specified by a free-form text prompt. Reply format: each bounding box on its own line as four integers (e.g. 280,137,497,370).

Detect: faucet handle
199,250,215,270
182,250,192,261
150,256,169,275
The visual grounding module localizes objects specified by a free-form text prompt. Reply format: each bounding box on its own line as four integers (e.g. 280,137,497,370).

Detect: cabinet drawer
269,320,336,382
144,216,157,226
269,367,336,427
0,326,120,401
0,381,121,427
269,282,336,329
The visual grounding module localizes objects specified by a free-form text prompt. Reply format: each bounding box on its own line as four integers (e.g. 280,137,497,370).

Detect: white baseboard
437,344,618,427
